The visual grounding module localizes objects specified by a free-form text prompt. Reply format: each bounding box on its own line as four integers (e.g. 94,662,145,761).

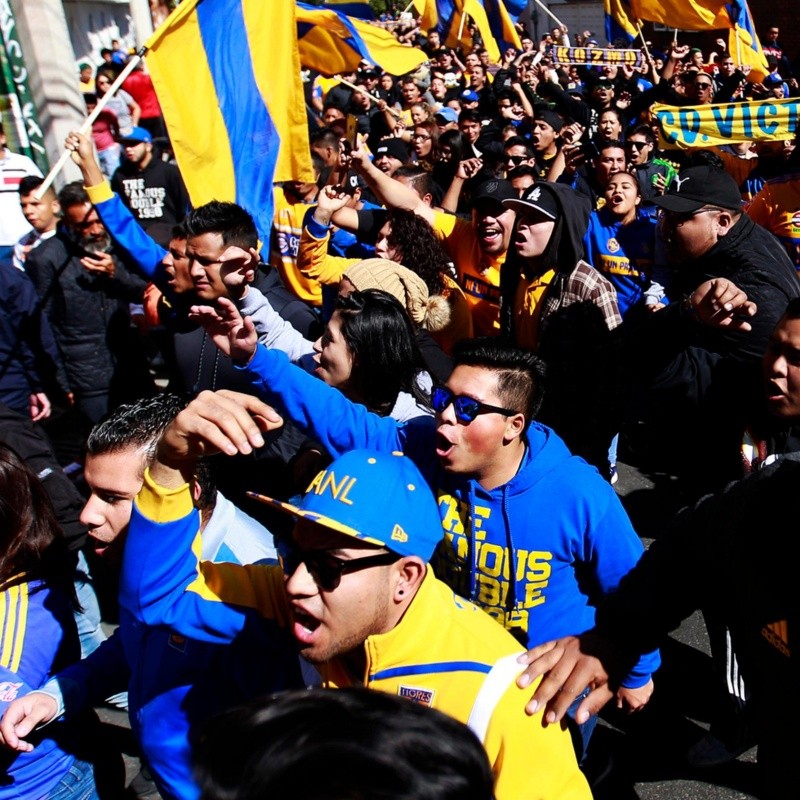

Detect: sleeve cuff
85,182,114,204
305,216,331,240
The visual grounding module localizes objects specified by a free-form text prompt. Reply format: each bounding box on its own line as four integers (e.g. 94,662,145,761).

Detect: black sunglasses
431,385,517,424
278,539,399,592
505,154,526,165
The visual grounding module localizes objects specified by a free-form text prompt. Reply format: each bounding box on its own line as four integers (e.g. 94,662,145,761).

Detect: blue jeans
567,687,599,764
73,552,107,658
46,757,99,800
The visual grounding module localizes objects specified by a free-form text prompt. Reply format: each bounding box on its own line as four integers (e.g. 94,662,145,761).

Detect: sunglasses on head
277,539,399,592
431,385,517,424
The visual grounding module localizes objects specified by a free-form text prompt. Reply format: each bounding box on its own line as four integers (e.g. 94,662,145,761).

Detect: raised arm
349,146,435,225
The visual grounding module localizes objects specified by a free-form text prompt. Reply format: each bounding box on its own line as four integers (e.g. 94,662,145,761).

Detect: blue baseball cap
460,90,479,103
248,450,442,561
119,125,152,145
434,106,459,124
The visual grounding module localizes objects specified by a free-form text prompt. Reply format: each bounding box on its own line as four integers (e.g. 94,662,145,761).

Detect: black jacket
628,213,800,398
595,455,800,799
25,233,149,398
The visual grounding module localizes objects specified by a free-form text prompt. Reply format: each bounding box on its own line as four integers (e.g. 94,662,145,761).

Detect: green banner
654,97,800,149
0,0,47,170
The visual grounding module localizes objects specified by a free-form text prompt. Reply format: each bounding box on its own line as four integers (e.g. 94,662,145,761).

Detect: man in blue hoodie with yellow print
193,303,660,760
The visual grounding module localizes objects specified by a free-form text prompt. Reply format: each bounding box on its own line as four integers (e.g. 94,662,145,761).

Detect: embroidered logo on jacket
0,682,22,702
399,685,435,706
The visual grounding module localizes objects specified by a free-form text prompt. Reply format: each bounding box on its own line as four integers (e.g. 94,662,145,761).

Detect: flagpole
401,1,416,15
457,11,468,43
531,0,565,30
36,46,148,199
335,77,402,118
635,22,651,62
673,28,678,44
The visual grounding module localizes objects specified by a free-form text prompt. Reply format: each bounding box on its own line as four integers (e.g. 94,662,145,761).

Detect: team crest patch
399,685,435,706
791,210,800,228
606,237,620,253
168,633,188,653
0,682,22,702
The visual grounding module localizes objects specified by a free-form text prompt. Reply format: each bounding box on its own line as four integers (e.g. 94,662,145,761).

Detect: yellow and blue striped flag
143,0,313,242
718,1,769,81
441,0,520,63
296,2,428,75
604,0,638,44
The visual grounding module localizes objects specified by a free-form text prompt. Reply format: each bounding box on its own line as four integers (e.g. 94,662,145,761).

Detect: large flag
411,0,445,31
630,0,729,30
604,0,638,45
442,0,520,63
143,0,312,242
296,3,428,75
719,1,769,81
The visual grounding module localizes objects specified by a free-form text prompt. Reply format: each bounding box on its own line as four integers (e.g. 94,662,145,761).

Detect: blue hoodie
240,346,659,687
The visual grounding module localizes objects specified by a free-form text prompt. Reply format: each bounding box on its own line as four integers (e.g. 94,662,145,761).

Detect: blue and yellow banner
654,97,800,149
552,46,645,69
296,3,428,75
318,1,375,19
144,0,313,241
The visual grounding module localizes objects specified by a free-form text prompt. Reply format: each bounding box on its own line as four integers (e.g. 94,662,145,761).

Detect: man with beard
24,182,151,426
111,126,190,232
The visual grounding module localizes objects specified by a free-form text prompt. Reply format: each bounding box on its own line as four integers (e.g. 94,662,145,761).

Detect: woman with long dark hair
192,285,431,421
0,445,99,799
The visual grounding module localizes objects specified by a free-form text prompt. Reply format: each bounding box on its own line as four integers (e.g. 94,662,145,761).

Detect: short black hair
453,337,547,423
626,123,655,145
86,393,186,461
19,175,46,197
309,127,341,153
183,201,259,250
194,688,494,800
57,181,91,211
459,109,482,125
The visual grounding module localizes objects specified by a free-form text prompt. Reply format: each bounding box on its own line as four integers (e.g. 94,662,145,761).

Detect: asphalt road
93,456,761,800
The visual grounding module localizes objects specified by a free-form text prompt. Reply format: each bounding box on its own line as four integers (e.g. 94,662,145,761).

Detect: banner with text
552,45,644,69
654,98,800,149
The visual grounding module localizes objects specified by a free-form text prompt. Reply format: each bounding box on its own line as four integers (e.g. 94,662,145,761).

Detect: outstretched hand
189,297,258,363
515,634,619,724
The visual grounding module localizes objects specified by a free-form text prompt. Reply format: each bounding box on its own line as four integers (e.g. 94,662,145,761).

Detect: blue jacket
0,581,80,800
239,346,660,687
47,496,298,800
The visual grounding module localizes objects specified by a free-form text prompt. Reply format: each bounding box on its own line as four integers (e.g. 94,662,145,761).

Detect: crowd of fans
0,8,798,800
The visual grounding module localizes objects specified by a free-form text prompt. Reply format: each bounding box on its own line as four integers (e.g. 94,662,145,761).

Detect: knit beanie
343,259,452,333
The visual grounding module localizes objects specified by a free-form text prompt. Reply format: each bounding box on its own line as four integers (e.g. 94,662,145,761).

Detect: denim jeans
46,757,99,800
73,552,107,658
566,687,599,765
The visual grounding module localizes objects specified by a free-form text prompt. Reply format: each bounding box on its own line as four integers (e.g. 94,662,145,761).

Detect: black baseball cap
503,183,559,220
652,166,741,213
472,179,517,206
374,138,409,162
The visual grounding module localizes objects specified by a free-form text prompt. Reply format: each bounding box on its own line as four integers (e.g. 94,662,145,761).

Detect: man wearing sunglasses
106,410,591,800
191,309,659,764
